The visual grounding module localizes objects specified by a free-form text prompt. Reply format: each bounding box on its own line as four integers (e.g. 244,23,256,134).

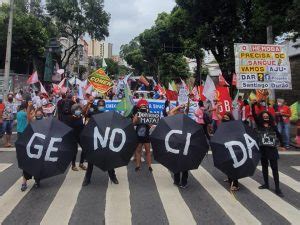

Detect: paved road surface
0,149,299,225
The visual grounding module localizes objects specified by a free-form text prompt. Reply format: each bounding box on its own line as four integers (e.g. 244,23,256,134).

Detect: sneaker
110,177,119,184
179,183,189,189
79,164,87,170
258,184,269,189
34,181,40,188
82,179,91,186
173,182,180,187
72,166,79,171
275,189,284,197
21,183,27,192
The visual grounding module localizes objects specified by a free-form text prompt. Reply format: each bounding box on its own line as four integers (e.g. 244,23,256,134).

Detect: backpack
62,100,72,115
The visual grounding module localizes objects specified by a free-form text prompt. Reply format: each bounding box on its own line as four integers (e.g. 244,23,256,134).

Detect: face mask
8,97,13,102
35,116,43,120
98,106,105,112
74,110,81,116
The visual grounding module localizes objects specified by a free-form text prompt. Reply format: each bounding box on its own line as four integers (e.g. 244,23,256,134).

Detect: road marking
105,167,131,225
292,166,300,171
240,178,300,224
257,166,300,193
0,177,34,223
191,167,260,225
152,164,196,225
0,163,12,173
40,169,85,225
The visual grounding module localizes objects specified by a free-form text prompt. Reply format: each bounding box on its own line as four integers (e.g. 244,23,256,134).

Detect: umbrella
15,118,77,180
210,120,260,179
150,114,209,173
80,111,137,171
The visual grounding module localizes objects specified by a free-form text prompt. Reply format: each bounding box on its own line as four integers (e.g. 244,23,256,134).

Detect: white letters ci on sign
165,130,191,155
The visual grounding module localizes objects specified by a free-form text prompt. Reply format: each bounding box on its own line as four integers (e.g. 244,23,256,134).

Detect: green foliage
0,2,57,74
46,0,110,68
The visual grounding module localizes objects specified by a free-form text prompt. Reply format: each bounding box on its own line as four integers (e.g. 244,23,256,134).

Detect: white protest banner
234,43,292,90
137,112,160,125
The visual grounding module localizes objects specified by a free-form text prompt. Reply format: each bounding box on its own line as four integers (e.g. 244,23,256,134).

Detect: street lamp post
3,0,14,96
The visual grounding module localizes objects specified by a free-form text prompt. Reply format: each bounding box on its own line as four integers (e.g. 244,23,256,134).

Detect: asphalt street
0,148,299,225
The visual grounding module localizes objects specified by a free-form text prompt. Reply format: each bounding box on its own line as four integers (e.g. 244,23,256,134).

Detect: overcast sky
104,0,176,55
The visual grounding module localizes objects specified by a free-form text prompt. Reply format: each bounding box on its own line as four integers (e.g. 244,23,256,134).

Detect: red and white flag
139,75,150,86
58,78,66,89
181,78,190,93
156,83,166,96
203,75,216,103
219,74,229,86
27,71,39,84
39,82,48,97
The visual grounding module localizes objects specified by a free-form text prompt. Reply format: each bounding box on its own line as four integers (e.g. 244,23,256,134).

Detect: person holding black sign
169,103,190,188
82,98,119,186
133,102,152,172
257,111,285,197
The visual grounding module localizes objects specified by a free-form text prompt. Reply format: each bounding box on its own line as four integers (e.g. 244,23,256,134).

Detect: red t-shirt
278,105,291,123
0,103,5,112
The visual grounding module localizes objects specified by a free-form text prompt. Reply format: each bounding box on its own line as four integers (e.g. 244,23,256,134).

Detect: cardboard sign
258,131,276,147
234,43,292,89
178,88,189,105
137,112,160,125
88,69,113,94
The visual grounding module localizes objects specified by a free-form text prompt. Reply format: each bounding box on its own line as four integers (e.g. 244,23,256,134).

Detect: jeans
261,158,280,190
277,122,290,146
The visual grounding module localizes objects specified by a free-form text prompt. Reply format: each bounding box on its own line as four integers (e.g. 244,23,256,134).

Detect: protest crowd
0,67,300,199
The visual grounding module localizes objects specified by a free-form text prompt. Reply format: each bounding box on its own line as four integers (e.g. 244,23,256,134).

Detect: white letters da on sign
224,133,259,168
26,133,62,162
165,130,191,155
94,127,126,152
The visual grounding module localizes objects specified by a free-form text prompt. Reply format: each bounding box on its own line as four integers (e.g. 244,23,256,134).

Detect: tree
176,0,293,81
0,2,57,75
46,0,110,69
287,0,300,39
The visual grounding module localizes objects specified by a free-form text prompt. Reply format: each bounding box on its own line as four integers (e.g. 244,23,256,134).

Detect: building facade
88,39,113,59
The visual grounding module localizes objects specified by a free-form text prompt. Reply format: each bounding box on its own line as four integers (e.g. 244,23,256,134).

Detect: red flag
27,71,39,84
166,90,178,101
52,84,60,94
156,83,166,96
39,82,48,98
139,75,150,86
232,73,237,86
216,86,232,117
219,74,229,86
198,85,206,101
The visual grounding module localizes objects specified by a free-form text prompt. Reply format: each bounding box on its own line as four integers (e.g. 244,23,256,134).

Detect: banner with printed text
234,43,292,90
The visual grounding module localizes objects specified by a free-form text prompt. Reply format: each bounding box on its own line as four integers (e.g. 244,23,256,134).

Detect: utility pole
3,0,14,96
267,25,276,101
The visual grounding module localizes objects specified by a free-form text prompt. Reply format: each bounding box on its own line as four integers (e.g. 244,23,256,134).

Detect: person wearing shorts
2,94,16,147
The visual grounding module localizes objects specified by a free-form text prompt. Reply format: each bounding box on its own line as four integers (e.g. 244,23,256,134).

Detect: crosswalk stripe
257,166,300,193
40,169,85,225
0,163,12,173
152,164,196,225
0,177,34,223
239,178,300,224
292,166,300,171
191,167,261,225
105,167,131,225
